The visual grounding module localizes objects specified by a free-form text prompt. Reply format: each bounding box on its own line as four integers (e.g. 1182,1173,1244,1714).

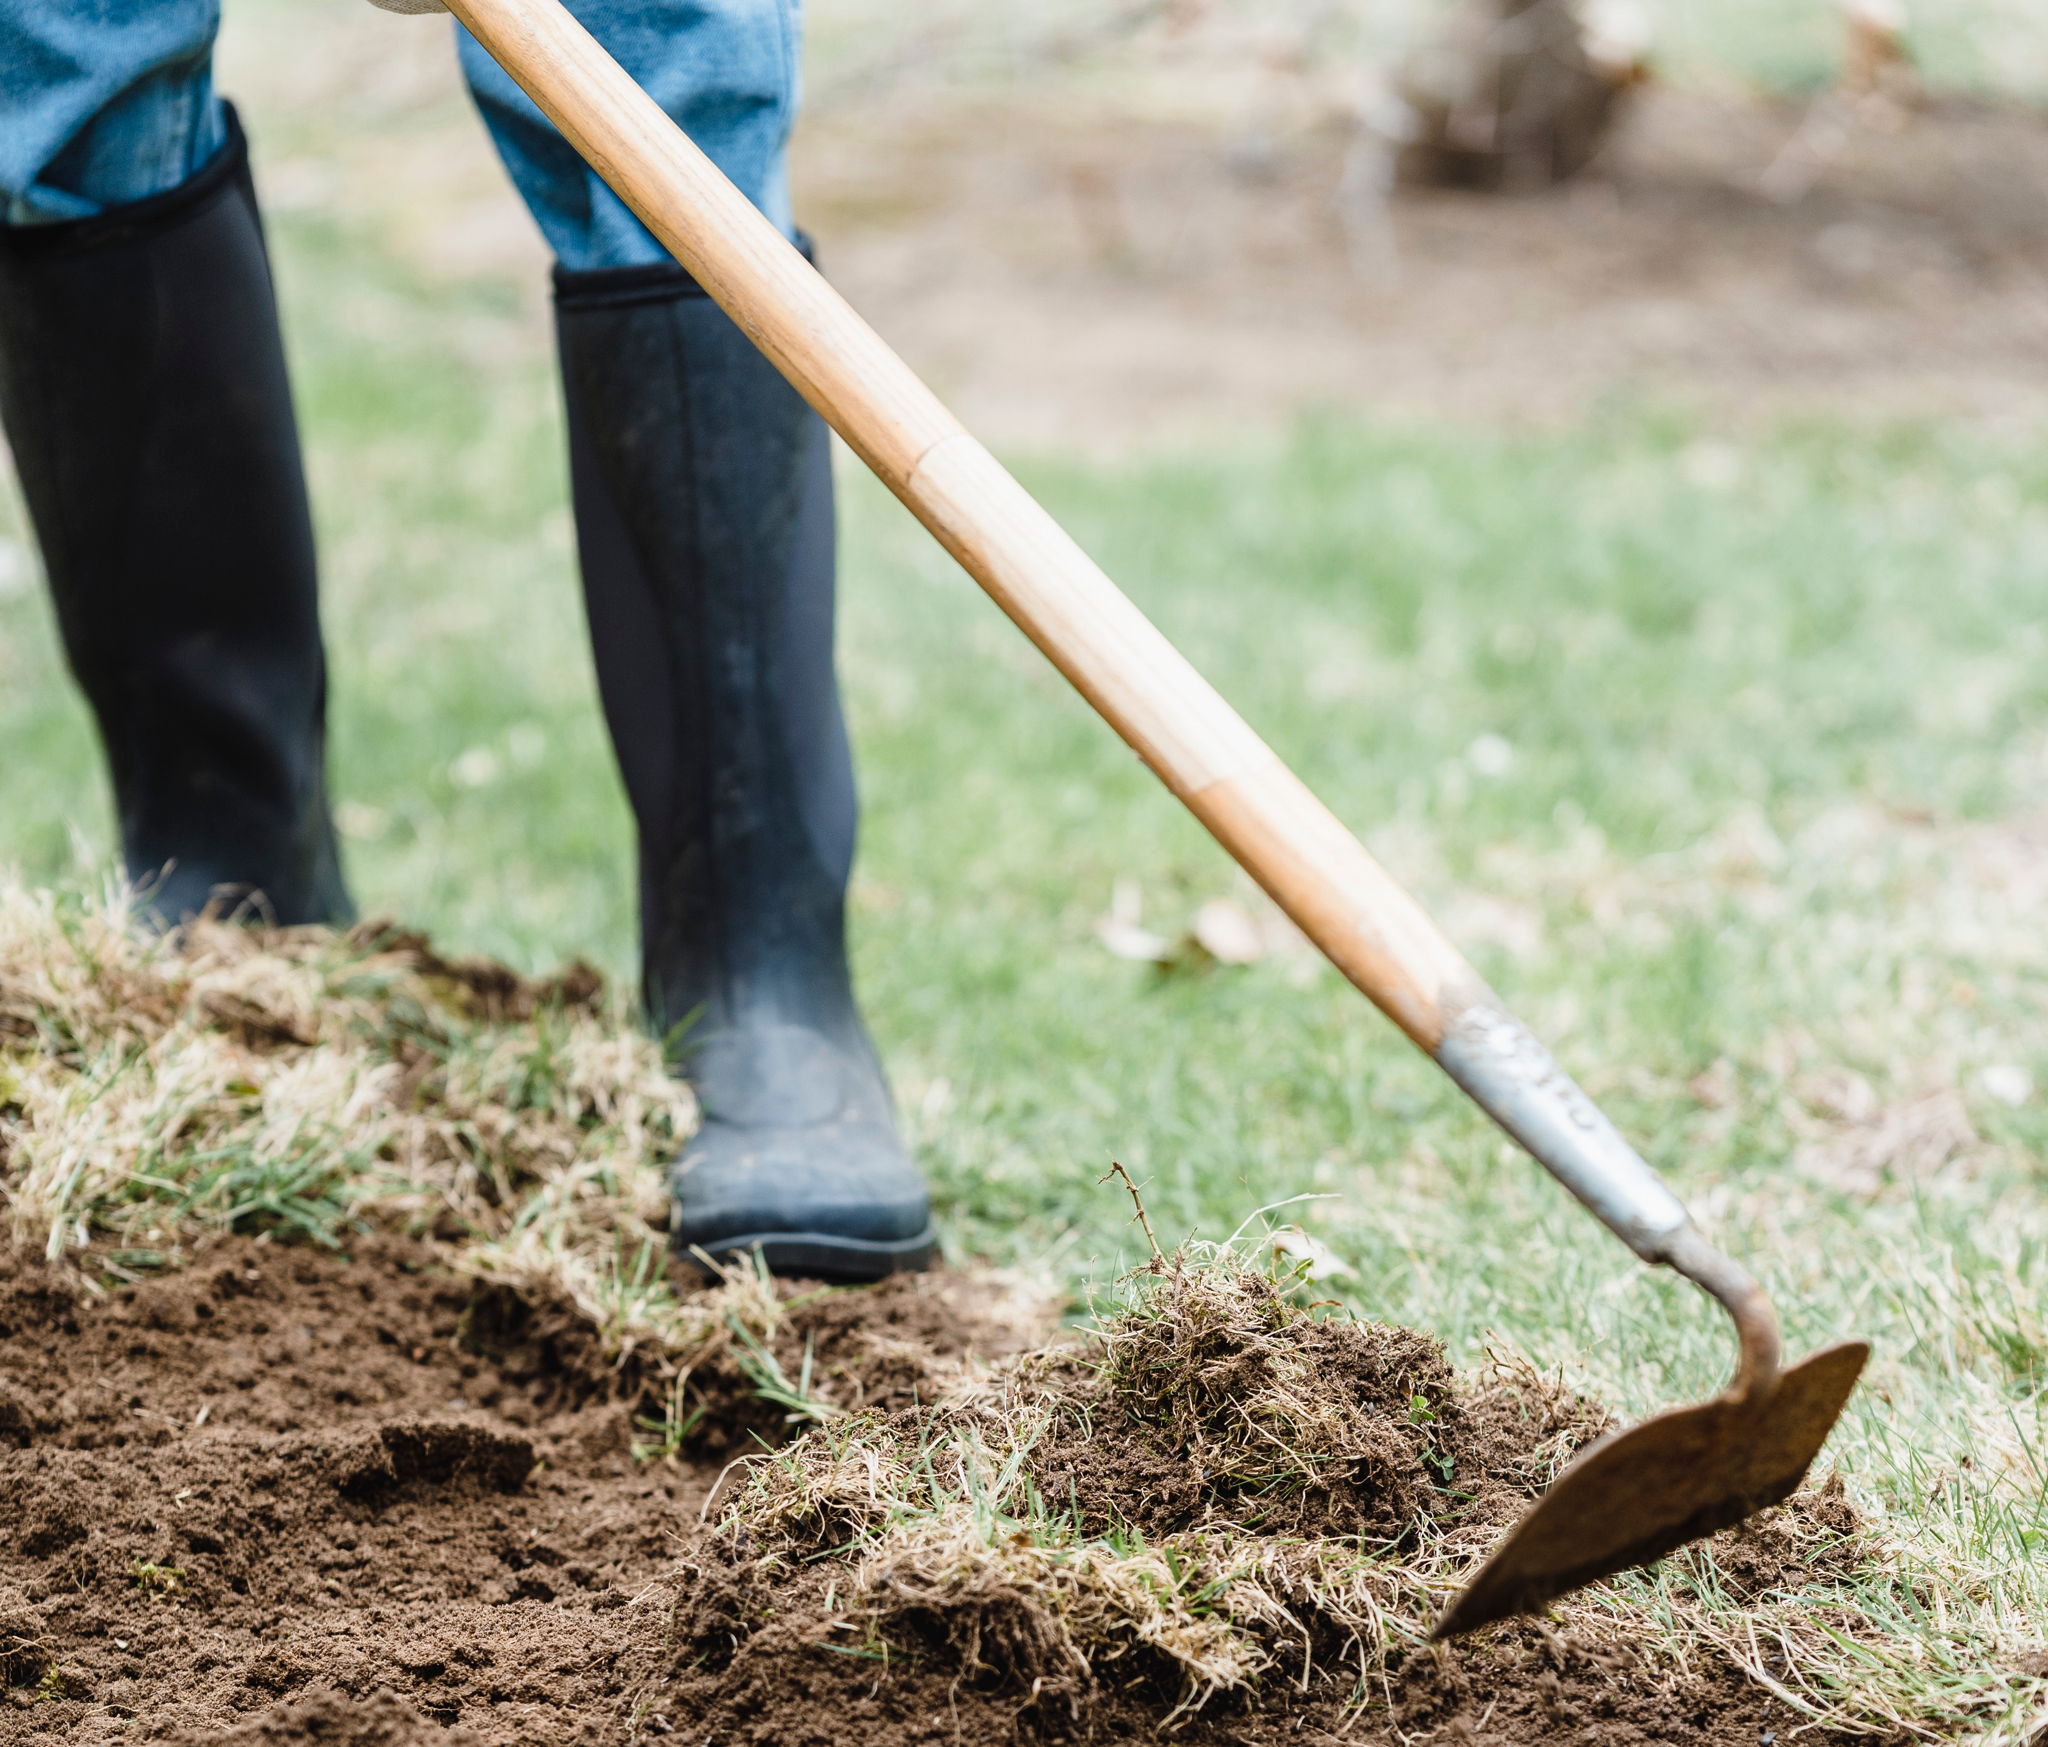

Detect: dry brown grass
0,879,686,1265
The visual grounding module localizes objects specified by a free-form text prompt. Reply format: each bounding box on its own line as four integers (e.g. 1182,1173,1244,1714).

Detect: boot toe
669,1113,936,1280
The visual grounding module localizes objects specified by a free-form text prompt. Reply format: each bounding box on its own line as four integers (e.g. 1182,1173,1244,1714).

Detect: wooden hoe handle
440,0,1771,1359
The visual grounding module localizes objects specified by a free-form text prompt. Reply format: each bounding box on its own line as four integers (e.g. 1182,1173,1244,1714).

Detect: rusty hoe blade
1426,999,1870,1639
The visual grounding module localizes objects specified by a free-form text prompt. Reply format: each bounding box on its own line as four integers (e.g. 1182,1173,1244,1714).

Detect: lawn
1,6,2046,1733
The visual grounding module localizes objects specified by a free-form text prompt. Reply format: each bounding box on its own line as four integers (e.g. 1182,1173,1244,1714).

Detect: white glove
366,0,449,13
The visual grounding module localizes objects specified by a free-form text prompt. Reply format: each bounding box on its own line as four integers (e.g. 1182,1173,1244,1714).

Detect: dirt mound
647,1253,1881,1746
0,891,1979,1741
1,1233,1891,1745
1019,1260,1609,1543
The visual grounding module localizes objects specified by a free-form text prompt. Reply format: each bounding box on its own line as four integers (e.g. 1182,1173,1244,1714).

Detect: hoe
428,0,1870,1636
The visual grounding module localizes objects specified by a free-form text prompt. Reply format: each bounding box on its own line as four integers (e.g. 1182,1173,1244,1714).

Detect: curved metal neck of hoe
1659,1223,1781,1405
1433,998,1782,1407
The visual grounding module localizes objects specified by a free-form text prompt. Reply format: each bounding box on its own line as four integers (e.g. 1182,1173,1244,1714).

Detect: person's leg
0,7,349,926
0,4,228,224
456,0,795,268
461,2,934,1277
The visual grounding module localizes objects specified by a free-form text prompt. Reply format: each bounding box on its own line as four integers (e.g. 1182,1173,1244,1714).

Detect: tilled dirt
211,0,2048,456
1,1237,697,1744
794,83,2048,449
0,1235,1889,1746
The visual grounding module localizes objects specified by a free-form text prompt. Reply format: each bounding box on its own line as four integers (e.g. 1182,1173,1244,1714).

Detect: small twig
1100,1160,1163,1262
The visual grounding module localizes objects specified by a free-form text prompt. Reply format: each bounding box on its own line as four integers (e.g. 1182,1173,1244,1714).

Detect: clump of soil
1021,1255,1610,1543
1,1232,1886,1745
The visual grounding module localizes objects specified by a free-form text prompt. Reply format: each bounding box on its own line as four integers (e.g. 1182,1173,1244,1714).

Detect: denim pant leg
0,3,228,224
457,0,799,271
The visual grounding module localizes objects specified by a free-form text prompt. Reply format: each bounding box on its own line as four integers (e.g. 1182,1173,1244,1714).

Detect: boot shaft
554,260,859,1049
0,107,347,926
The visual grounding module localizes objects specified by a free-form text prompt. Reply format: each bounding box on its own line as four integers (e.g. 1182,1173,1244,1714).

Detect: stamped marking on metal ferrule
1434,1003,1690,1259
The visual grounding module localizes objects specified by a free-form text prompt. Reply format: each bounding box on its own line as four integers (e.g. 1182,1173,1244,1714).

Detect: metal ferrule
1433,997,1780,1400
1433,999,1690,1259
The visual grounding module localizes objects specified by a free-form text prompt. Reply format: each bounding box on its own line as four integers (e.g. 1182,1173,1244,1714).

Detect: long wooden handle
441,0,1716,1273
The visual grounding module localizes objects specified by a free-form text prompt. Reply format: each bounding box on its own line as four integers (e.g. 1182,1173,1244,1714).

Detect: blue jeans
0,0,797,266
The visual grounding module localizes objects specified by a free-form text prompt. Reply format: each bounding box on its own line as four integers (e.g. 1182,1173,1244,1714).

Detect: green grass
2,32,2047,1729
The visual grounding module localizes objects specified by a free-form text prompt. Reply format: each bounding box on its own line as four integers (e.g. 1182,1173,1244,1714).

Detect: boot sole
678,1222,940,1283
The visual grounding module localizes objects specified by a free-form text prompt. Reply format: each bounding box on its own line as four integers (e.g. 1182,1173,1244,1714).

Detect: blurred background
2,0,2047,1358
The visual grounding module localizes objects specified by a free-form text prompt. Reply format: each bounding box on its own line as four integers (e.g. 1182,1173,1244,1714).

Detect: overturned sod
0,889,2033,1741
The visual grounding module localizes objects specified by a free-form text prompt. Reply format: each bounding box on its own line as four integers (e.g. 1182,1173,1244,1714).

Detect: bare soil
214,6,2048,450
2,1236,1883,1746
797,83,2048,448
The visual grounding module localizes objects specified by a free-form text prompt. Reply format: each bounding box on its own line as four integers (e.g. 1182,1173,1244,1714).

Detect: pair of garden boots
0,115,933,1281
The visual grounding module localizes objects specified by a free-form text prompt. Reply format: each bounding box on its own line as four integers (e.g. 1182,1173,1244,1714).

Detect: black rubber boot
0,108,350,928
555,257,936,1281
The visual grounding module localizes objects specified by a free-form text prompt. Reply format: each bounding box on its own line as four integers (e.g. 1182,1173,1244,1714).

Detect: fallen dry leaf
1191,899,1264,966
